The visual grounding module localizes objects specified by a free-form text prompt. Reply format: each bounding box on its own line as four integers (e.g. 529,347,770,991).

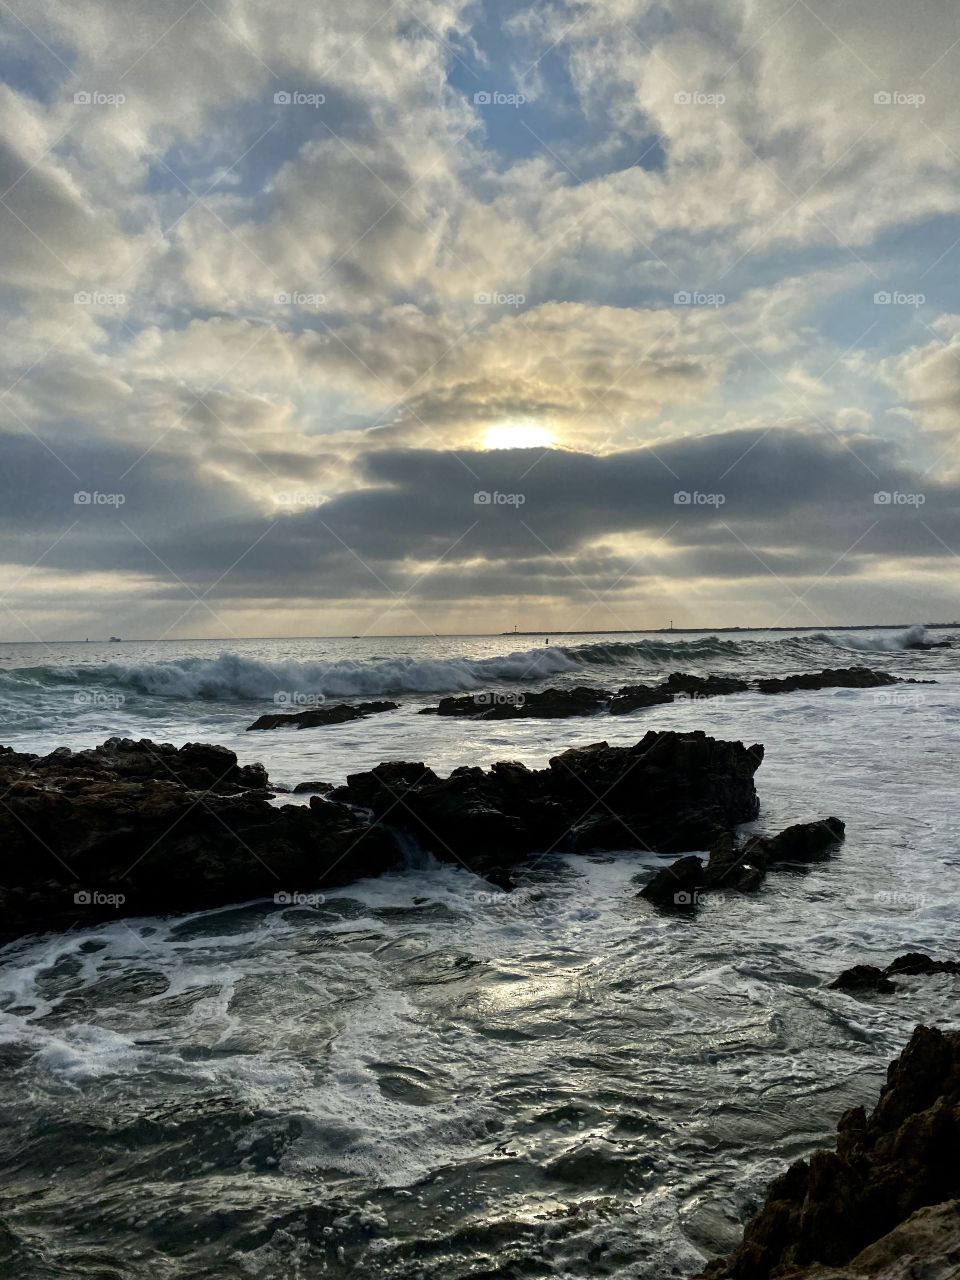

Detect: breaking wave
0,626,945,703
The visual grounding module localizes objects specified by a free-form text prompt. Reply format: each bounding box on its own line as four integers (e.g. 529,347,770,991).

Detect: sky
2,0,960,640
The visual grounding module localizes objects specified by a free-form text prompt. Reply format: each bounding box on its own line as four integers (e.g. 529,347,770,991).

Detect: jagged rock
885,953,960,978
608,683,675,714
829,953,960,995
246,700,398,731
332,730,764,872
757,668,923,695
430,686,612,719
774,1200,960,1278
660,671,750,697
0,739,399,941
639,818,845,905
291,779,335,794
699,1025,960,1279
829,965,898,995
0,730,764,941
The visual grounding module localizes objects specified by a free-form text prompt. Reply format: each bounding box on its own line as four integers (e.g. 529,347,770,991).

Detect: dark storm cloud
3,425,958,604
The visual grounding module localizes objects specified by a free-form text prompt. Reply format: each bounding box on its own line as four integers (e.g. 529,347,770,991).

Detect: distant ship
109,636,122,643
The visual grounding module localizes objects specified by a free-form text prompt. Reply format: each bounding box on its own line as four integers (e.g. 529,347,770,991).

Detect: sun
482,422,555,450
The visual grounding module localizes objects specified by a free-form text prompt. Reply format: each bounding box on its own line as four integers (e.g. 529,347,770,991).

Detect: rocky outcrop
0,730,764,941
0,738,399,941
756,668,926,695
829,953,960,995
428,686,613,719
419,668,928,719
773,1200,960,1278
660,671,751,697
246,700,398,730
700,1024,960,1279
331,730,764,873
640,817,845,906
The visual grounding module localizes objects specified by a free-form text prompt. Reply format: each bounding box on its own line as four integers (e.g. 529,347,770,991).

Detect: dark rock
830,952,960,995
332,730,764,873
757,667,917,694
640,818,845,904
608,683,675,714
432,686,611,719
885,952,960,978
828,965,898,995
0,739,400,942
659,671,750,697
637,854,705,906
246,700,398,731
699,1024,960,1279
291,780,335,794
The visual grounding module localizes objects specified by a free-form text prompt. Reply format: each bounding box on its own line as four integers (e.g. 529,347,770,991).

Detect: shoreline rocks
639,817,845,906
0,730,764,942
418,668,930,719
699,1024,960,1280
246,700,398,731
330,730,764,873
756,667,929,694
0,738,399,943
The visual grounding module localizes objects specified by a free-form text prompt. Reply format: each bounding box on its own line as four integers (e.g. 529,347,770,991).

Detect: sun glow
482,423,555,450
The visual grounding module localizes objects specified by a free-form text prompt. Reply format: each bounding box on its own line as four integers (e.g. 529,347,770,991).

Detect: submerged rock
829,953,960,995
699,1024,960,1279
639,817,845,905
247,700,398,730
828,965,898,995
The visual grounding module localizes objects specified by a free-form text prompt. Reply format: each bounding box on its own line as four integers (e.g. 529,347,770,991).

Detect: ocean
0,626,958,1278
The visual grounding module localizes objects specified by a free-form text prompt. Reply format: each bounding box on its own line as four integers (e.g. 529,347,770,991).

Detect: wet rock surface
331,729,764,872
246,699,398,730
420,668,928,718
639,817,846,906
0,737,399,941
829,953,960,994
756,667,927,694
700,1024,960,1279
1,730,764,941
